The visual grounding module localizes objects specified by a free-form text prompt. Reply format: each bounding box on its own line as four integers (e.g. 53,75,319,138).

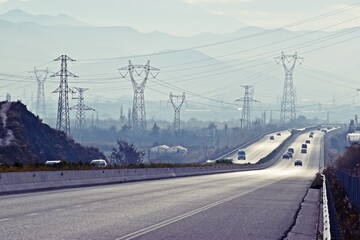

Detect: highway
0,130,323,240
230,129,291,164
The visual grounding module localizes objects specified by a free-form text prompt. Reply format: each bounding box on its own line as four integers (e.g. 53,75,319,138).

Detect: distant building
149,145,187,163
150,145,170,154
347,132,360,144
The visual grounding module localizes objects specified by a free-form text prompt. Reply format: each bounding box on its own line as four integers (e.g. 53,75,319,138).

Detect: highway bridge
0,129,326,239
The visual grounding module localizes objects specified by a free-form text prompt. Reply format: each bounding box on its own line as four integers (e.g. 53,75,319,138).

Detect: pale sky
0,0,359,35
185,0,360,30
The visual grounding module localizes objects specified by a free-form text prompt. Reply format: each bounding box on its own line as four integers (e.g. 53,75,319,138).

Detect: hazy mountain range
0,9,359,123
0,0,247,36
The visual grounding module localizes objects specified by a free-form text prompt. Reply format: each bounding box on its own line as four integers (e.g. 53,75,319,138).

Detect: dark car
276,132,281,136
305,140,310,144
283,153,290,159
288,147,294,154
301,148,307,154
287,152,293,158
294,160,303,166
237,150,246,160
270,136,275,140
309,134,313,138
301,143,307,149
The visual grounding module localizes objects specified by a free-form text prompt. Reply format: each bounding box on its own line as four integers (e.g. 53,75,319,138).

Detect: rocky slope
0,101,105,164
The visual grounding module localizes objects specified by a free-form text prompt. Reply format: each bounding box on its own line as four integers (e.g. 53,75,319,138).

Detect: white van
45,160,62,166
90,159,108,167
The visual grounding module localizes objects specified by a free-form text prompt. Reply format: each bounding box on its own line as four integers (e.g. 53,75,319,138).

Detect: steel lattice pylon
236,85,257,129
119,60,159,132
51,55,78,135
275,52,304,124
169,92,186,131
34,67,48,118
70,87,95,130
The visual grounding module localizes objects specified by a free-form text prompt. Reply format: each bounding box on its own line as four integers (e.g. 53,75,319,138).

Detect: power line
118,60,160,132
34,67,49,118
169,92,186,131
51,55,78,135
70,87,95,130
76,2,360,62
275,52,304,124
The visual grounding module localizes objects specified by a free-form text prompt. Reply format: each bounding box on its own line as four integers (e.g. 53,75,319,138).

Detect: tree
109,140,144,165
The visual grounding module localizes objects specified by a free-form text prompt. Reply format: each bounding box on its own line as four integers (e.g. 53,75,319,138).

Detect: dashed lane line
115,175,288,240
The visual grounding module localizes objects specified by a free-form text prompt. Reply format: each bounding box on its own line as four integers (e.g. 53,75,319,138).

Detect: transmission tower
236,85,258,129
275,52,304,124
34,67,48,118
51,55,78,135
169,92,186,131
119,60,159,132
70,87,95,129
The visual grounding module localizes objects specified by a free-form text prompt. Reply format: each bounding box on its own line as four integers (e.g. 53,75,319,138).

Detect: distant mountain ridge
0,8,358,123
0,0,246,36
0,9,89,26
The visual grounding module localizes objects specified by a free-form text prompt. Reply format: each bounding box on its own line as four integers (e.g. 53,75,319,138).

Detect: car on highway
270,135,275,140
282,153,290,159
287,152,293,158
237,149,246,160
288,147,294,154
301,148,307,154
276,132,281,136
301,143,307,149
294,160,303,166
310,132,314,135
305,140,310,144
309,134,313,138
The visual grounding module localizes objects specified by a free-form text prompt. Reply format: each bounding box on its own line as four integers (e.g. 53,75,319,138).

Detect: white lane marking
0,218,11,222
73,204,83,208
26,212,40,217
52,208,64,212
115,178,286,240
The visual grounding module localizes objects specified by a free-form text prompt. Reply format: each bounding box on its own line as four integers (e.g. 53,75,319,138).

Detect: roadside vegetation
0,161,223,172
324,143,360,240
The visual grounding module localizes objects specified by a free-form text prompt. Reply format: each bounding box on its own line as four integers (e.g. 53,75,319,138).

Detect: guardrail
335,171,360,210
0,127,316,195
321,174,331,240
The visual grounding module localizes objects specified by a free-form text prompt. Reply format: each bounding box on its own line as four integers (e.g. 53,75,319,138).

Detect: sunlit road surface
231,130,291,164
0,131,323,240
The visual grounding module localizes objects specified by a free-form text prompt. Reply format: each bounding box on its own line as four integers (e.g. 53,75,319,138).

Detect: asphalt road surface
231,129,291,164
0,130,323,240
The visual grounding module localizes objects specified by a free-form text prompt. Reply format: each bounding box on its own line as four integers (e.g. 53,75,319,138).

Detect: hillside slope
0,101,105,164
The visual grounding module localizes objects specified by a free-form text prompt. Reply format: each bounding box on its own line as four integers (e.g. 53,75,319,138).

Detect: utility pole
275,52,304,125
127,108,132,126
355,114,358,129
236,85,258,129
34,67,48,118
51,55,78,135
169,92,186,132
70,87,95,130
6,93,11,102
119,60,159,132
